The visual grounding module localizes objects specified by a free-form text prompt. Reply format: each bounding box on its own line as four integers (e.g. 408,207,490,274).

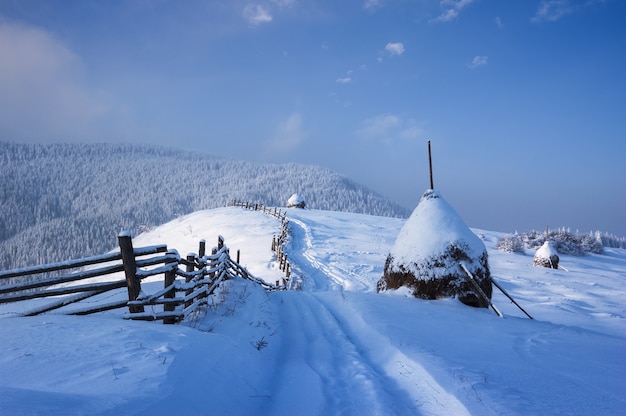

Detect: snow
534,240,559,259
389,189,486,270
1,206,625,415
287,193,305,208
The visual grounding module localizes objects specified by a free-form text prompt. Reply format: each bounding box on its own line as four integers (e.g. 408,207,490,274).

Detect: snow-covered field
1,206,624,415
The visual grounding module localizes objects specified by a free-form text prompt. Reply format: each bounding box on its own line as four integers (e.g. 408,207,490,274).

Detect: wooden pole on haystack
428,140,434,190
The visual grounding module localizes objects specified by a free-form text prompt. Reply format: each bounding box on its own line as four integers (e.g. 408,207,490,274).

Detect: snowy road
268,210,488,415
270,291,401,415
271,289,484,415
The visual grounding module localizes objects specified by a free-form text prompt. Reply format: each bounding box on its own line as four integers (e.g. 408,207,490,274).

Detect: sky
0,0,625,236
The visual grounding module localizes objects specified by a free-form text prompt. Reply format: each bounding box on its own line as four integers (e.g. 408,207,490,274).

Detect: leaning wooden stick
490,278,534,320
460,262,502,317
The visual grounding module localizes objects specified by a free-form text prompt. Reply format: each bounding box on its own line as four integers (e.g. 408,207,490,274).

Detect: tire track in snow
288,216,374,292
287,217,334,291
314,292,482,416
281,213,480,415
268,291,419,415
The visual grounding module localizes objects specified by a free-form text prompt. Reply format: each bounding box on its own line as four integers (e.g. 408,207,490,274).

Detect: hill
0,206,624,415
0,142,408,269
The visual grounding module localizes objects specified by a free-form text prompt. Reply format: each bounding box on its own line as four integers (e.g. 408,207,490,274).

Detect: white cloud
468,55,488,69
359,114,400,138
364,0,382,11
432,0,475,23
357,114,422,145
271,0,296,8
441,0,475,9
531,0,606,23
433,8,458,22
243,4,273,25
0,21,114,142
385,42,405,56
336,70,353,84
243,0,297,26
532,0,571,22
495,16,503,28
264,113,306,157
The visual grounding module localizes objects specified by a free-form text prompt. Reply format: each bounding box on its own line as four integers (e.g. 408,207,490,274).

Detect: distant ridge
0,142,409,269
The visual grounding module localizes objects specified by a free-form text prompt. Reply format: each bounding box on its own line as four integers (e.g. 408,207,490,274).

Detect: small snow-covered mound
534,240,560,269
287,193,305,208
378,189,492,307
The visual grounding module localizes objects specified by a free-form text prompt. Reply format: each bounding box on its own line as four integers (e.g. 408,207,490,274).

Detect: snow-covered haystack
533,240,560,269
287,193,306,209
377,189,492,307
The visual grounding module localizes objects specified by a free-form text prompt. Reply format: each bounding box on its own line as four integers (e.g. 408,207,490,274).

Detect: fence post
199,240,206,258
163,250,178,324
218,235,224,250
118,232,144,313
209,247,217,280
185,254,195,309
236,249,240,264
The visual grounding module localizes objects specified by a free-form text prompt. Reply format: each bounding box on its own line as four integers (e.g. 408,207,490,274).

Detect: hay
377,189,492,308
379,244,492,307
533,240,560,269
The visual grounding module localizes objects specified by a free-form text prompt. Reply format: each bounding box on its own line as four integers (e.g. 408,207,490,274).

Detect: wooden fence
0,233,283,324
228,200,295,288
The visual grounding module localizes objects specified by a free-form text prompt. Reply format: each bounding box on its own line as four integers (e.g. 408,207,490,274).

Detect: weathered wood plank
0,264,125,295
68,299,130,315
0,252,122,280
22,289,108,316
135,253,179,268
0,280,127,303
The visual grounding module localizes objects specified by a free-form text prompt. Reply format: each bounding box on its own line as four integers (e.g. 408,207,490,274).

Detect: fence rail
228,200,296,288
0,232,285,324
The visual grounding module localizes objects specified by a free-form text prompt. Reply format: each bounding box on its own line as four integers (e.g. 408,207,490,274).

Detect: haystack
287,193,306,209
533,240,559,269
377,189,492,308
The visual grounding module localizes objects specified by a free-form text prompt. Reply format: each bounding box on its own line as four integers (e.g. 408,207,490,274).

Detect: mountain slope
0,142,408,269
1,207,624,415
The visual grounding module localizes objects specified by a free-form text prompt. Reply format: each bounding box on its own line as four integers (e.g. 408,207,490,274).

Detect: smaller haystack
533,240,559,269
287,194,306,209
377,189,492,308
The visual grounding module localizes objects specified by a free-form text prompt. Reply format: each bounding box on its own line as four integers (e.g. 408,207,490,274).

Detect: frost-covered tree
497,228,607,256
0,142,409,269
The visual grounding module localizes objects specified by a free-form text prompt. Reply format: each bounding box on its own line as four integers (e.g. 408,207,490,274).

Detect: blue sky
1,0,625,236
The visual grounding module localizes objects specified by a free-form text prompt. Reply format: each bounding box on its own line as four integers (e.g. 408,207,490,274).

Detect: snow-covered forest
0,142,408,269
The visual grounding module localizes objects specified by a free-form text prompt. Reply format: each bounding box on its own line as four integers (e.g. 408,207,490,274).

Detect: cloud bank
0,21,113,142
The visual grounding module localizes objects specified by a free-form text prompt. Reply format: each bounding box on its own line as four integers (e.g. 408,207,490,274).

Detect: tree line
0,142,409,269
